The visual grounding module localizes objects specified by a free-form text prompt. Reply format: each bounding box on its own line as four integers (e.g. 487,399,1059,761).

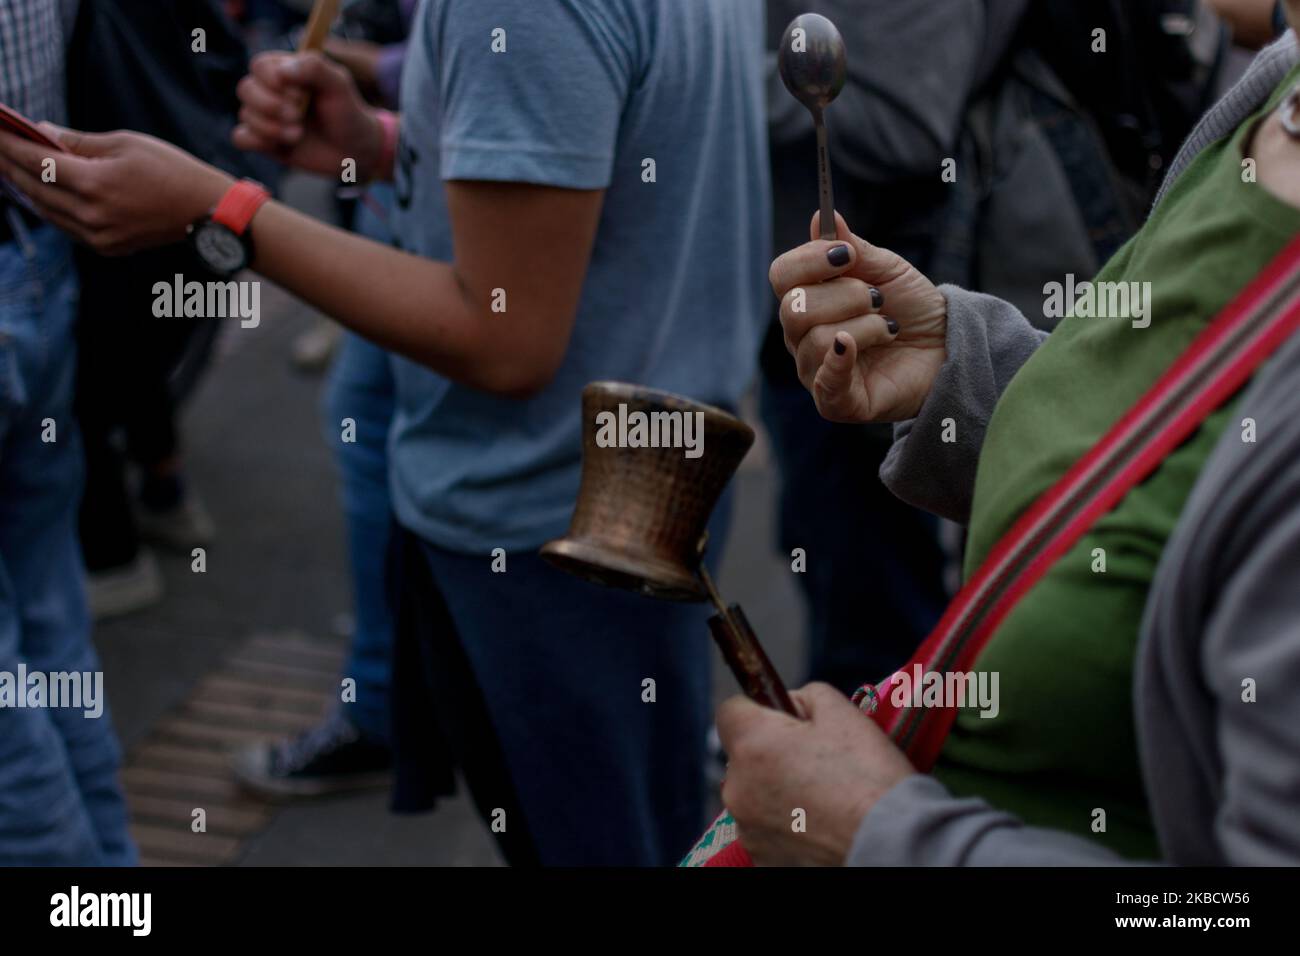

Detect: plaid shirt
0,0,78,126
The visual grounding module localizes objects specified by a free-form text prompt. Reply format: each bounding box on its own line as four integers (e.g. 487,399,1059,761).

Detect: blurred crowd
1,0,1297,867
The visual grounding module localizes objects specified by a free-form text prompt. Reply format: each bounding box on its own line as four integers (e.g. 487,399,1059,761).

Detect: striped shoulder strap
688,234,1300,868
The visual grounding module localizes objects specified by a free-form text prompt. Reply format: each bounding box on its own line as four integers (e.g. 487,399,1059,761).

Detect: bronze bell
541,381,755,602
542,381,796,716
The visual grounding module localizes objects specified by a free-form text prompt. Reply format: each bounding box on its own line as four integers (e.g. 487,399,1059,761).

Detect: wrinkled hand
0,125,232,256
769,211,949,423
234,51,384,179
717,682,915,866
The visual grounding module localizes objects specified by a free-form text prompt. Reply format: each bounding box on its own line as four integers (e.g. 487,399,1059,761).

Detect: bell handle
707,603,798,717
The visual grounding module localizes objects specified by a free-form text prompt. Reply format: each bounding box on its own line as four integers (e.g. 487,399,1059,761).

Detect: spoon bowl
778,13,847,113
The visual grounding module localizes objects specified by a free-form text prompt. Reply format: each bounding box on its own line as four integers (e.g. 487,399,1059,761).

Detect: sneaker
86,549,165,621
135,493,216,551
289,320,341,374
232,711,393,800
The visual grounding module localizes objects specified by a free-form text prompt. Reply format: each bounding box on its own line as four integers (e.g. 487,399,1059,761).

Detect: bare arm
0,124,602,397
247,180,603,396
1206,0,1285,49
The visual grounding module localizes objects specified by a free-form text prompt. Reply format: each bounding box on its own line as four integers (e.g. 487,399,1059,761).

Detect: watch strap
211,179,270,236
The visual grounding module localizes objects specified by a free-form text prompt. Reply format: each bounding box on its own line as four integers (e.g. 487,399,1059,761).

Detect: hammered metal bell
540,381,754,602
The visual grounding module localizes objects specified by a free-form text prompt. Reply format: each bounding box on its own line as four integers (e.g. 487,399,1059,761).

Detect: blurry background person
0,0,771,866
0,0,135,865
68,0,277,620
1209,0,1294,47
235,0,417,799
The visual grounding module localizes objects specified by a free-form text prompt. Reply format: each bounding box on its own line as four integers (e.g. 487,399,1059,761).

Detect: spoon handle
814,108,836,240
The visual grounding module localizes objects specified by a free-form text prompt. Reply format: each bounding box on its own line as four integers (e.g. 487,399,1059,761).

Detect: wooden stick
298,0,342,53
289,0,343,117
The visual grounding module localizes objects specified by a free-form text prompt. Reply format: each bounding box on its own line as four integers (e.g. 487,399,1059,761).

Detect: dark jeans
759,372,948,693
389,498,731,866
74,243,216,572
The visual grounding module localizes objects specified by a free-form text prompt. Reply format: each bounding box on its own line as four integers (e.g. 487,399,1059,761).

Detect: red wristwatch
188,179,271,278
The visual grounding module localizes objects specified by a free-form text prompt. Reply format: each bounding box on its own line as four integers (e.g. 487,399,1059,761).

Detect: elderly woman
714,22,1300,866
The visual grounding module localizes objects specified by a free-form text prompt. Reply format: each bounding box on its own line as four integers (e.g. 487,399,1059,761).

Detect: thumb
41,123,118,158
281,50,352,95
790,682,857,723
812,331,859,416
808,209,852,243
847,231,909,286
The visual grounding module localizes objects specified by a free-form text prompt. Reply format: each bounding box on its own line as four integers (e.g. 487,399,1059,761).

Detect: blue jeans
321,189,399,743
0,220,135,865
323,330,397,742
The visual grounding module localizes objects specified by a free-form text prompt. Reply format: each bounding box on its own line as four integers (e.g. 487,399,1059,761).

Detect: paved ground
93,175,806,866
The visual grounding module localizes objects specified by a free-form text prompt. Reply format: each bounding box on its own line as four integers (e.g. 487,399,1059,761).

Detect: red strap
211,179,270,235
877,234,1300,772
705,234,1300,867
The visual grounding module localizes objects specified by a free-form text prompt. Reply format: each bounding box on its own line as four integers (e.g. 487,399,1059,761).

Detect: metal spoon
778,13,847,240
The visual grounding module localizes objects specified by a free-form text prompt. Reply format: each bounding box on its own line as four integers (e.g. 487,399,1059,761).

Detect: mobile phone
0,102,66,151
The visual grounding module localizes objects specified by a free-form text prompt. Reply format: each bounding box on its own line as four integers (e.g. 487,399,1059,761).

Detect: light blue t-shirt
387,0,771,554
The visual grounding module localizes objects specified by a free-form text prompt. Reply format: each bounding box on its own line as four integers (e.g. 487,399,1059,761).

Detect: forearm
246,200,522,393
1207,0,1285,48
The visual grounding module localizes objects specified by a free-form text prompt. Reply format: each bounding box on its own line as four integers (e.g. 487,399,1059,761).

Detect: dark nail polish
827,245,851,267
833,337,846,356
871,287,884,309
886,318,900,335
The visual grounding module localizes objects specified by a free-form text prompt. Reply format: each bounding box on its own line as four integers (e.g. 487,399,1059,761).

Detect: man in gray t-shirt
388,0,770,552
380,0,770,865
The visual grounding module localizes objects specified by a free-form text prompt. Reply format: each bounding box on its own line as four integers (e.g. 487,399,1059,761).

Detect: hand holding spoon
778,13,847,240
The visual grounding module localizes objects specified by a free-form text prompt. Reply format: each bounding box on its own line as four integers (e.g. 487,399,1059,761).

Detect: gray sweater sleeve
879,286,1048,525
846,775,1126,865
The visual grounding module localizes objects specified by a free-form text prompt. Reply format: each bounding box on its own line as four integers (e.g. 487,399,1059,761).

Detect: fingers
846,232,911,287
770,210,907,305
789,682,853,720
715,694,765,751
281,50,353,93
236,72,304,150
780,276,883,350
39,123,119,158
716,693,802,754
0,133,89,220
808,209,852,243
794,311,897,382
769,237,857,299
238,73,301,125
248,51,297,92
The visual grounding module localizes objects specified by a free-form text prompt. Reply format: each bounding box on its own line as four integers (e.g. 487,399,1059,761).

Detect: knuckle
778,287,803,325
81,206,109,231
768,258,788,297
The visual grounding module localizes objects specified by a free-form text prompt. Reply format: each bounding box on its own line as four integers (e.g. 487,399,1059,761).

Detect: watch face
193,222,247,275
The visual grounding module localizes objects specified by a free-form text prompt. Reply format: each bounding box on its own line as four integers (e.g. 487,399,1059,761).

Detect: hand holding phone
0,103,66,152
